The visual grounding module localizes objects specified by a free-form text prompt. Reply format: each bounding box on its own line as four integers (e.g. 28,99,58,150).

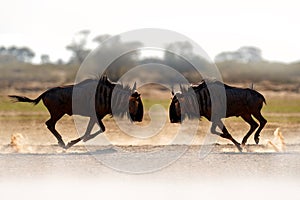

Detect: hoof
234,142,243,152
64,143,71,150
254,137,260,144
58,141,66,148
237,145,243,152
241,139,247,146
65,141,76,149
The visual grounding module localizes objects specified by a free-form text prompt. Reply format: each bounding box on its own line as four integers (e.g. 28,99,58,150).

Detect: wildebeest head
128,82,143,122
169,90,184,123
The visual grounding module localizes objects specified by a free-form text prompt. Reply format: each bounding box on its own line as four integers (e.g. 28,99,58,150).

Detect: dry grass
0,70,299,148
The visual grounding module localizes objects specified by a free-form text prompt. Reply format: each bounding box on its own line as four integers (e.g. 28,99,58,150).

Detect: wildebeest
169,80,267,152
9,76,144,149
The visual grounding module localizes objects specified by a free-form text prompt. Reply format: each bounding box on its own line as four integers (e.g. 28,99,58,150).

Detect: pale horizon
1,0,299,64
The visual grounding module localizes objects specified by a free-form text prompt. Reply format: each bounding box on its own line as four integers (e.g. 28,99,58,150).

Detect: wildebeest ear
132,81,137,92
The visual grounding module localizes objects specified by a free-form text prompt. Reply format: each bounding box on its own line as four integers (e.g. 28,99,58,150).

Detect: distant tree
17,47,35,62
0,46,6,55
238,46,262,62
7,46,18,57
3,46,35,62
92,34,111,44
66,30,91,64
92,34,143,80
215,46,263,63
0,46,16,63
165,41,194,56
162,41,210,82
56,59,64,65
40,54,50,64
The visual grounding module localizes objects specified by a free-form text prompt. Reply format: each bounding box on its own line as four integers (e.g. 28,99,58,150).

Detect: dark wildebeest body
169,80,267,152
9,76,143,149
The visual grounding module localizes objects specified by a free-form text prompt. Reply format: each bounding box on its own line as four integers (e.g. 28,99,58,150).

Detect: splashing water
5,133,89,154
10,133,26,153
9,133,38,153
221,128,286,153
267,128,286,152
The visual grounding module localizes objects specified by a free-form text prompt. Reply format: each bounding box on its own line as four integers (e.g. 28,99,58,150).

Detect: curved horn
179,84,184,92
132,81,137,92
171,85,174,96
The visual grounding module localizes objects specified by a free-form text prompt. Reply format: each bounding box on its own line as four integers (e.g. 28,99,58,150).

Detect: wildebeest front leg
82,120,105,142
65,118,96,149
211,120,242,152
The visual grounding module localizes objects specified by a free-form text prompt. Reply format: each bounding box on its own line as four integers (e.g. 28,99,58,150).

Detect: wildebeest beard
110,85,143,121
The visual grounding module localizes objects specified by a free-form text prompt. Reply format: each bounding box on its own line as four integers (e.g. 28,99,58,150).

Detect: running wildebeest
9,76,144,149
169,80,267,152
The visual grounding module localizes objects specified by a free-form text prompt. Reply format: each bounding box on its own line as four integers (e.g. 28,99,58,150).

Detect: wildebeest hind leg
241,114,258,145
252,112,267,144
45,114,65,148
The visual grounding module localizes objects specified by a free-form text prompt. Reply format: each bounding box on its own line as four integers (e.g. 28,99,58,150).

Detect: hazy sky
0,0,299,63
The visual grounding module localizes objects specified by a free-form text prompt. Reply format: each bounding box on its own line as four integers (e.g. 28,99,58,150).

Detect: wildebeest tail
9,93,44,105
